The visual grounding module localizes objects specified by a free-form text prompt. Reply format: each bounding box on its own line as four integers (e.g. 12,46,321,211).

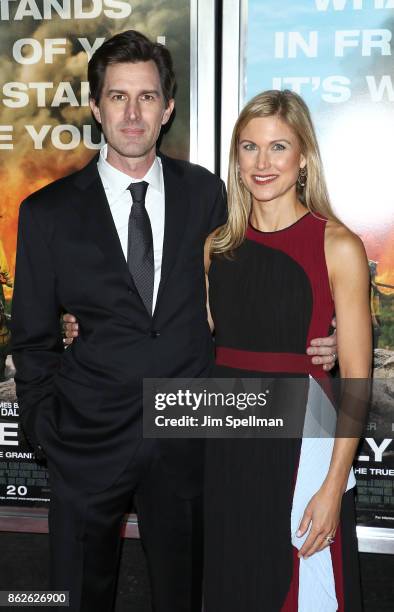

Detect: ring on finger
325,535,335,545
331,352,337,361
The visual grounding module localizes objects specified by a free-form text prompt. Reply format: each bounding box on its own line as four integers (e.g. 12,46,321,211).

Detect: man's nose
125,100,141,121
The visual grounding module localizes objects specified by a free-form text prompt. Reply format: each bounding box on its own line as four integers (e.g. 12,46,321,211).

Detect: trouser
48,442,203,612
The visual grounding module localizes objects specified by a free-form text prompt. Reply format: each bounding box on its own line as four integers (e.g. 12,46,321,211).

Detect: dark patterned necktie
127,181,154,313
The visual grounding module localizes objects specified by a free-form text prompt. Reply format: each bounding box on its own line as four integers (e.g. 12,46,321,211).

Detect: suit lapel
155,155,191,312
71,153,190,315
73,156,132,287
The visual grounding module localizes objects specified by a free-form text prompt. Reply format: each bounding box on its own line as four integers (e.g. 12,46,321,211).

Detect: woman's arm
327,223,372,378
298,222,372,558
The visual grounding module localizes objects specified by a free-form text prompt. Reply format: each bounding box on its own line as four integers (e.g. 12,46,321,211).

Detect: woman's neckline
248,211,311,235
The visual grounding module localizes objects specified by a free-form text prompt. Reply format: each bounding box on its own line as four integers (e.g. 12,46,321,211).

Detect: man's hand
307,317,337,371
63,313,78,346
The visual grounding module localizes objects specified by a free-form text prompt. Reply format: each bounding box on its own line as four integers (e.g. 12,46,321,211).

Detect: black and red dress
204,213,362,611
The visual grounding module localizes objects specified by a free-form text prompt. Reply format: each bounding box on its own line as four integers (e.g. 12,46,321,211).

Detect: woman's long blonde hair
212,89,340,255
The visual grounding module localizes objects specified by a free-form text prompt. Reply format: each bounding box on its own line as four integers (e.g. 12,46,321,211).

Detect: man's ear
162,98,175,126
89,98,101,124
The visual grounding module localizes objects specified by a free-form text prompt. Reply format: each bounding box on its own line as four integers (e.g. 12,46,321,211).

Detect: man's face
90,60,174,166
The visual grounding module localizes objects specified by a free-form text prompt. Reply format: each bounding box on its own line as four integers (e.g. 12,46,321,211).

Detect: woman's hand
296,483,342,558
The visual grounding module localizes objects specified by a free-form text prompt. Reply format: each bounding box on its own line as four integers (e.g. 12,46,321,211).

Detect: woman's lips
252,174,278,185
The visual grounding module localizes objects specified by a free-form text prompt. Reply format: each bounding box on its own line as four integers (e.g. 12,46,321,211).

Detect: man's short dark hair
88,30,176,106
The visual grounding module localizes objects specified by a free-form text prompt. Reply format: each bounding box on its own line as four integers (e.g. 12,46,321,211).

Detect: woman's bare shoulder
325,220,366,258
325,220,368,279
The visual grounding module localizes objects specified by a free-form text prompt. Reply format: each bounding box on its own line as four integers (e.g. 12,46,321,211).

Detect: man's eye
272,143,285,151
141,94,155,101
112,94,126,101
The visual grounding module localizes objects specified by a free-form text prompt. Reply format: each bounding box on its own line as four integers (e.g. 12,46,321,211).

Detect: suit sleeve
11,200,63,451
206,179,228,235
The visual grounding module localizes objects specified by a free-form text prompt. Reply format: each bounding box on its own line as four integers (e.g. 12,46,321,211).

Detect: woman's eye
272,143,285,151
243,143,257,151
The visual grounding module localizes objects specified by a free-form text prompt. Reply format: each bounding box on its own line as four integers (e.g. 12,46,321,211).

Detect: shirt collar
97,144,163,203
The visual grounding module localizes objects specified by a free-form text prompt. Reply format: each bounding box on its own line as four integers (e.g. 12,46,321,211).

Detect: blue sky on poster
247,0,393,105
246,0,394,232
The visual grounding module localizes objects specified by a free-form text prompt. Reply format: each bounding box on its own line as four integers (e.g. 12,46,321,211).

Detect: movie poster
0,0,192,506
246,0,394,529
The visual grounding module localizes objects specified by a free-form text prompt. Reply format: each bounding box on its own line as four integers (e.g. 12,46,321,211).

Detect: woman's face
238,115,306,206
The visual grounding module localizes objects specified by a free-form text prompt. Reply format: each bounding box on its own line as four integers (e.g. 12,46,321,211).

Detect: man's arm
64,290,338,372
11,201,63,451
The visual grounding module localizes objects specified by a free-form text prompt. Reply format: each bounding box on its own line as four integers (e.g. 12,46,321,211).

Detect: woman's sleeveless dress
204,213,362,611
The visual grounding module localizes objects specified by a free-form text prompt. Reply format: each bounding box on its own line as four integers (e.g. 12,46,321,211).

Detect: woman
203,90,371,611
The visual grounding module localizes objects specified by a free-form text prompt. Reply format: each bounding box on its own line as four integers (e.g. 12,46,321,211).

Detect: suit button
150,330,160,338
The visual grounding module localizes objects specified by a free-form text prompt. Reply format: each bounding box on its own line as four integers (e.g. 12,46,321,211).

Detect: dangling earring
298,166,307,188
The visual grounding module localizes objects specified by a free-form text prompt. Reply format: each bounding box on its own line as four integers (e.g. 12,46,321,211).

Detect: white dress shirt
97,144,165,313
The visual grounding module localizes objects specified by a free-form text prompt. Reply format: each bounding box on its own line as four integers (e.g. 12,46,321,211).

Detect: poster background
246,0,394,529
1,0,393,531
0,0,192,506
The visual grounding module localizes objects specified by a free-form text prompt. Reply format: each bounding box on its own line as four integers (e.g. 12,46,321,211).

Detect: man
12,30,336,612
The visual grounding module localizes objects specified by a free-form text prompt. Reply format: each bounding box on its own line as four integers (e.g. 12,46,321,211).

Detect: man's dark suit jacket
11,153,227,496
